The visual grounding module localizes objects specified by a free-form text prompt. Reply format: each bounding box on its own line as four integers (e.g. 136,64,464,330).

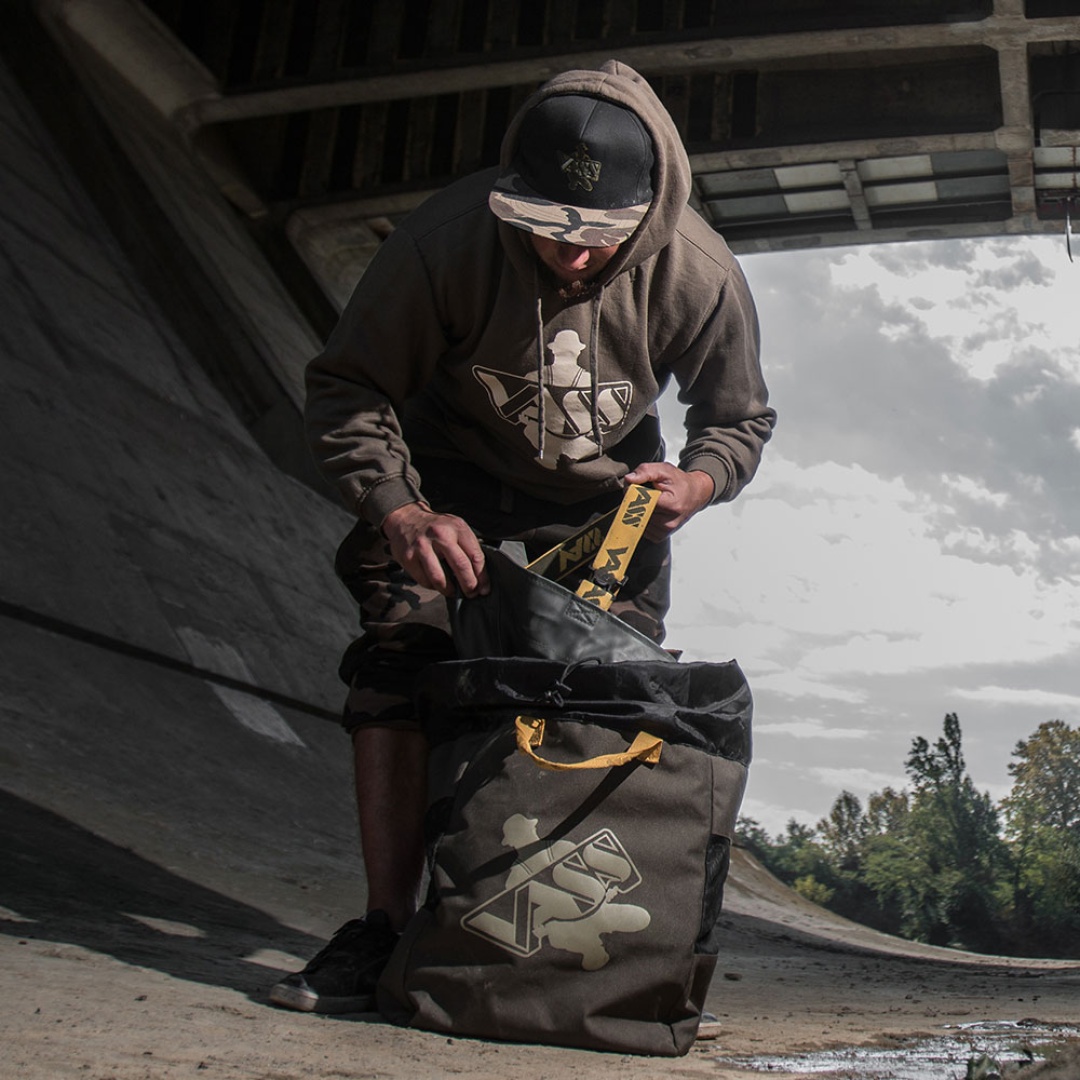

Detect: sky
660,233,1080,837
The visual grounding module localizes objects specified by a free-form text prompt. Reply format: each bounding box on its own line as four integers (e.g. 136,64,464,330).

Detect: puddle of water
721,1020,1080,1079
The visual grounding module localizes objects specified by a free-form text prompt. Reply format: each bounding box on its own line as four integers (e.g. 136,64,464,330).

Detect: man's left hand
622,462,715,542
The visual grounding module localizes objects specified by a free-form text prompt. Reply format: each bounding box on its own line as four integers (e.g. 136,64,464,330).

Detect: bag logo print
461,813,650,970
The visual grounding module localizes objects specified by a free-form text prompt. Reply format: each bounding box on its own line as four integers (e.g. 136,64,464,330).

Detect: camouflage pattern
489,176,649,247
336,524,456,735
604,543,670,641
333,467,671,736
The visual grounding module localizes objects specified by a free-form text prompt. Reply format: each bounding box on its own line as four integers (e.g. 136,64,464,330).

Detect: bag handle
515,716,662,772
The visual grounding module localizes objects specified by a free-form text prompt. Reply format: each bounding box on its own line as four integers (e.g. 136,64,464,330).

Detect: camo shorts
335,455,671,735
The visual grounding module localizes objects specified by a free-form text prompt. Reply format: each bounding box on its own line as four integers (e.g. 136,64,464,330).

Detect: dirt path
3,842,1079,1080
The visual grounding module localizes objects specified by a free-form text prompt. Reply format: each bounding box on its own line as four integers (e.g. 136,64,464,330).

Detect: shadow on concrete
0,787,324,1002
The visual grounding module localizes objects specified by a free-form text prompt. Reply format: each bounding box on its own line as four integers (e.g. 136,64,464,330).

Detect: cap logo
559,143,602,193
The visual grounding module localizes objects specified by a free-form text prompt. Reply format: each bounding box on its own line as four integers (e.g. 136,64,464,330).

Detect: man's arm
306,232,494,599
304,228,448,526
665,244,776,507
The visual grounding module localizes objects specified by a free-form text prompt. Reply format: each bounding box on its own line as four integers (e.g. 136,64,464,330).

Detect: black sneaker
269,910,400,1014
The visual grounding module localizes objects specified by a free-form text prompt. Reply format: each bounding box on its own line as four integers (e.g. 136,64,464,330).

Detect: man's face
528,235,621,298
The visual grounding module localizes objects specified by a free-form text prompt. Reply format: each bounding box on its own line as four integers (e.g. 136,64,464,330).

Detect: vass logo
554,521,608,579
590,485,656,588
461,814,651,971
570,483,658,611
620,485,654,528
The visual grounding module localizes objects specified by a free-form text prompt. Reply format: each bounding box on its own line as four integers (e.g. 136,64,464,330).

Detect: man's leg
268,721,434,1015
352,725,429,931
269,521,453,1014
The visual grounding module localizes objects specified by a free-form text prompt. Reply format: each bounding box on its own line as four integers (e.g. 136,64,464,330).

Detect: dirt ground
4,841,1079,1080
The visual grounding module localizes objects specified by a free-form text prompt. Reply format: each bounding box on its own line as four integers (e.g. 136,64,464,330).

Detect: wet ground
726,1020,1080,1079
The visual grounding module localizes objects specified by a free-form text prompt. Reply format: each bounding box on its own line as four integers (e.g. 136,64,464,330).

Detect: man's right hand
381,502,490,598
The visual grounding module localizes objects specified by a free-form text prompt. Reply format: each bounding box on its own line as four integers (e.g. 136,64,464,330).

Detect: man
270,60,775,1014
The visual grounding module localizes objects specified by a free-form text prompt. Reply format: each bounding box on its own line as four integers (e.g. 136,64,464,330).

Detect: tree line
737,714,1080,958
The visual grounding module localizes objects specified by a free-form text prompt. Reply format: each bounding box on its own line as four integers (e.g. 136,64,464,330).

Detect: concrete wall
0,50,357,732
0,43,374,931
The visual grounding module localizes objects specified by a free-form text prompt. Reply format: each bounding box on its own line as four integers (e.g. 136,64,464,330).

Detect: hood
496,60,692,283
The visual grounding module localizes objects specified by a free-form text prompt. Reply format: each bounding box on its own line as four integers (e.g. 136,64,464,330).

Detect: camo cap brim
489,175,649,248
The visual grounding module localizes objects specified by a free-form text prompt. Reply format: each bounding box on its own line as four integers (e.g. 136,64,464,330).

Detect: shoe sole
269,981,375,1015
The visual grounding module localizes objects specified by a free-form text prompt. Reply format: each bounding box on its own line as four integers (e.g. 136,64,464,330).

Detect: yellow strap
574,484,660,609
573,578,617,610
515,715,662,771
526,508,618,581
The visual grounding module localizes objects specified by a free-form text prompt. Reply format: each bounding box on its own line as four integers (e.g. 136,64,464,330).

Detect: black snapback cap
489,93,655,247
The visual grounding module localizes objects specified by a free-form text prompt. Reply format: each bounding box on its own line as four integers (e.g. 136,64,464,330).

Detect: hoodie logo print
473,329,632,469
560,143,602,192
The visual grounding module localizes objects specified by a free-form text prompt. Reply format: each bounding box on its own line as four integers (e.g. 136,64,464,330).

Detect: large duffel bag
376,653,752,1056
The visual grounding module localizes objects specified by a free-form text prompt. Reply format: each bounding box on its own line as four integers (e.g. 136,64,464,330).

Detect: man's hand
381,503,489,598
622,463,715,542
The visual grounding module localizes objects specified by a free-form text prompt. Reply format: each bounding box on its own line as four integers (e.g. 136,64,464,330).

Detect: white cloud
733,241,1080,576
736,794,813,834
940,526,1041,562
671,452,1080,684
748,670,867,704
754,718,870,740
940,472,1009,507
956,686,1080,711
830,238,1080,383
804,765,907,798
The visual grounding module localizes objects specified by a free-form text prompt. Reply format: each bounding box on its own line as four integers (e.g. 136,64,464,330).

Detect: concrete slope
0,22,366,937
0,49,354,718
724,847,1078,969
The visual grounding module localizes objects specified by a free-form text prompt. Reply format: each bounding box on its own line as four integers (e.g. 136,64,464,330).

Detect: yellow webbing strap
515,715,662,771
573,484,659,610
525,508,618,582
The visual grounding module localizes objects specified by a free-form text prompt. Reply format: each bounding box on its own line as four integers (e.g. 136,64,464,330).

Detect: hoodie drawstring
588,286,605,456
534,276,546,464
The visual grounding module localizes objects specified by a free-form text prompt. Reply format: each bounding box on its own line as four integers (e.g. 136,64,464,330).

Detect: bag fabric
450,544,675,665
377,655,752,1056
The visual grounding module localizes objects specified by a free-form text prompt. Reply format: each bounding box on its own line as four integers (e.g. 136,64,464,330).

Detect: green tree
864,786,909,835
857,715,1007,949
736,817,831,887
900,713,1009,950
1001,720,1080,954
735,815,774,862
850,787,913,934
817,790,868,872
793,875,834,906
737,717,1080,957
813,790,898,930
1004,719,1080,832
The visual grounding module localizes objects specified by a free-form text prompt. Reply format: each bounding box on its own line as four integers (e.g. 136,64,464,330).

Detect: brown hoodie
305,61,776,528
